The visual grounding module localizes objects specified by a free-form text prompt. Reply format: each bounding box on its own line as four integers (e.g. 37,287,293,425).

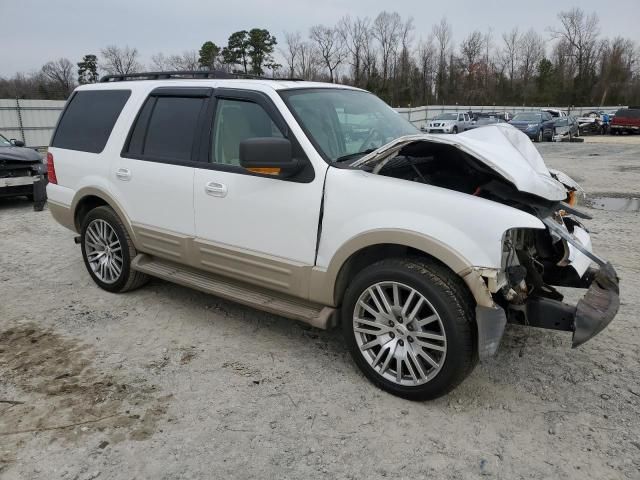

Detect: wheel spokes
353,281,447,386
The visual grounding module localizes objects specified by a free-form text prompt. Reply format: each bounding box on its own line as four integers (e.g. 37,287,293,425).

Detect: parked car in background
577,111,602,134
422,112,470,134
466,116,507,130
0,133,47,210
542,108,567,118
610,108,640,135
551,116,580,141
508,111,554,141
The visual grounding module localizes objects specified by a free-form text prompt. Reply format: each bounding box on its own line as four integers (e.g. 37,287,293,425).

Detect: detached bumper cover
572,262,619,347
508,262,619,347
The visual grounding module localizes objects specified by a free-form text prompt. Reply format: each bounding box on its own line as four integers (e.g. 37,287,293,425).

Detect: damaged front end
351,125,620,356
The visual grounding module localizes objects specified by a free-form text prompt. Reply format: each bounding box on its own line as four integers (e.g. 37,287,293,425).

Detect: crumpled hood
0,146,42,162
351,123,567,201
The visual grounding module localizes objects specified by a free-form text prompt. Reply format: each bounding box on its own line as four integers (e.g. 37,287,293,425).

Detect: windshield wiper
334,149,375,163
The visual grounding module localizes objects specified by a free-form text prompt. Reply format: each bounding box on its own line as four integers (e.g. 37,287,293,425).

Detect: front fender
317,169,544,273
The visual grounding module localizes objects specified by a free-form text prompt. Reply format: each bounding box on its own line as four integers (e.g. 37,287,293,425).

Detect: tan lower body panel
131,254,335,329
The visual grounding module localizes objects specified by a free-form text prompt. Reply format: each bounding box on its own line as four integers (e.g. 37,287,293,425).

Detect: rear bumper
507,262,619,347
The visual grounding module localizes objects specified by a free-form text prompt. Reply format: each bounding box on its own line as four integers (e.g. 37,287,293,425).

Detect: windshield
280,88,418,162
512,113,541,122
0,134,10,146
433,113,458,121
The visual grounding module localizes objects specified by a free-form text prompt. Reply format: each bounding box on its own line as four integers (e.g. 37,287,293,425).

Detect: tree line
1,7,638,107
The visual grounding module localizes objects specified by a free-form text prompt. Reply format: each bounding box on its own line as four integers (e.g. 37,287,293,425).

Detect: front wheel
452,126,458,134
341,258,476,400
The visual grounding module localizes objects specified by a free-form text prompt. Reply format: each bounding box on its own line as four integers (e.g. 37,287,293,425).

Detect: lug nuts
390,333,395,339
408,336,414,343
399,339,404,346
397,318,403,323
407,324,413,331
388,321,394,327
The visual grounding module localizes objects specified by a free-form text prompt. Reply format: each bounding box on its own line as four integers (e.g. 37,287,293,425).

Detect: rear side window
615,109,640,119
125,96,206,161
52,90,130,153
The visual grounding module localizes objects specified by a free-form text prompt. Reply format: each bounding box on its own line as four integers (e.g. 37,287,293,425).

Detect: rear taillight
47,152,57,184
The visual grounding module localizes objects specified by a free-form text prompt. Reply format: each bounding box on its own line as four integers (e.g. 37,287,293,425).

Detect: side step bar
131,254,335,329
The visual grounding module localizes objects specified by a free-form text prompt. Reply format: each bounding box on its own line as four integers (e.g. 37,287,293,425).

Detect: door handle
115,168,131,181
205,181,227,197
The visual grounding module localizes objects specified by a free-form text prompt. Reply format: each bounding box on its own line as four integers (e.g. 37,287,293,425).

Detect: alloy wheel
84,219,124,284
353,281,447,386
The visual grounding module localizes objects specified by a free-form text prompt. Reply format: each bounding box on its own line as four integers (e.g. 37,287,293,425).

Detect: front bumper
507,262,619,347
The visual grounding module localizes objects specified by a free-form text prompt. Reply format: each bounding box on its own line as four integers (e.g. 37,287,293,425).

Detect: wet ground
1,136,639,480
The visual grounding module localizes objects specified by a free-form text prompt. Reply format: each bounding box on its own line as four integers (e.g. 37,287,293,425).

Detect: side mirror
10,139,25,147
239,137,301,177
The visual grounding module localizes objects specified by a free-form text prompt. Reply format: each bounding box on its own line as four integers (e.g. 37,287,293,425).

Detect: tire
341,257,476,400
536,129,543,142
452,126,458,134
80,206,148,293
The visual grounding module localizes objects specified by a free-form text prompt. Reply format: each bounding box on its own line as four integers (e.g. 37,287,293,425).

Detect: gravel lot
1,137,639,480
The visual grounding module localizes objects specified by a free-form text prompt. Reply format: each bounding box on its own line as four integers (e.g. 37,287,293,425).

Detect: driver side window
211,99,283,166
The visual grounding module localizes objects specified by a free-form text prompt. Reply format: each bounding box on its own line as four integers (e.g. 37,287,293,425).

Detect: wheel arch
310,230,474,308
71,187,138,246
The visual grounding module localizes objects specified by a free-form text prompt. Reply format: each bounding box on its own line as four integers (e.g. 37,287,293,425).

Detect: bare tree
100,45,142,75
169,51,200,70
41,58,75,96
501,28,521,92
297,41,321,80
416,36,436,103
549,7,600,98
150,53,170,71
432,17,452,101
337,16,371,86
282,31,303,78
461,31,484,71
309,25,347,82
519,29,545,86
372,11,402,86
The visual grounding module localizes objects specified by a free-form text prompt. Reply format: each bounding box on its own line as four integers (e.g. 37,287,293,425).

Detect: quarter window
212,99,283,165
52,90,130,153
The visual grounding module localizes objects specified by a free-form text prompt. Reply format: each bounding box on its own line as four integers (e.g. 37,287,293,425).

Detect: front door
193,89,325,298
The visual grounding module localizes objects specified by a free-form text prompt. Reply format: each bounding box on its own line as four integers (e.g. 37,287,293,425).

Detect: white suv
47,72,619,399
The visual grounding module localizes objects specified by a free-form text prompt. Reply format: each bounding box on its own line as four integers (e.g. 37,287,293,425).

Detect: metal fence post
15,98,26,144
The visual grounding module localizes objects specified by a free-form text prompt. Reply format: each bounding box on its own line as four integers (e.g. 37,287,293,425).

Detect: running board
131,254,335,329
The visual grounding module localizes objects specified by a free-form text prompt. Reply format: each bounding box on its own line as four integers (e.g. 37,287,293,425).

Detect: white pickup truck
46,72,619,400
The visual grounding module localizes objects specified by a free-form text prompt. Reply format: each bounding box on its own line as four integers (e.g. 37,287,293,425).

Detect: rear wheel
80,206,148,293
341,257,476,400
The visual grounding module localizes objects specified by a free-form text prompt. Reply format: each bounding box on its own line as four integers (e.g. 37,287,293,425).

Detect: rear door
112,87,211,261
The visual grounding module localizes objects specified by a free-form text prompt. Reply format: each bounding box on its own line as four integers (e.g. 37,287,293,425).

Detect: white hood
352,123,568,201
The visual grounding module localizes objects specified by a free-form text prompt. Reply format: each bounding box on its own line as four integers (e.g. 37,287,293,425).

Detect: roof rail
99,70,302,83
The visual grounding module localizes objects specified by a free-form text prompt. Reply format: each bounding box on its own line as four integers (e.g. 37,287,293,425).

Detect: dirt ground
1,137,639,480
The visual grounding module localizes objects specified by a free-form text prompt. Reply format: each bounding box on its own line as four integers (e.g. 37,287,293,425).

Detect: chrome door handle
115,168,131,181
205,181,227,197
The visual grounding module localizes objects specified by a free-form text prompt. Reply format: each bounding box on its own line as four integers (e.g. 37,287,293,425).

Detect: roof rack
99,70,302,83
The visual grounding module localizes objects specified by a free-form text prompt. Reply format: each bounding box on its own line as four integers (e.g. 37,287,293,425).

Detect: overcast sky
2,0,639,77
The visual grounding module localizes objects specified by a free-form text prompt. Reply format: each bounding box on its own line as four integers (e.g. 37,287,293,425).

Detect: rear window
125,96,206,161
615,109,640,119
51,90,130,153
